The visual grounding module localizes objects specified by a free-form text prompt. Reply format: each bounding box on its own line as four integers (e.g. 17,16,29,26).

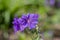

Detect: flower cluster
12,13,39,32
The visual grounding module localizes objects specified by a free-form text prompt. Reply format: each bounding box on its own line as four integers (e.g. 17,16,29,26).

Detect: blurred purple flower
45,0,55,6
12,16,27,32
12,13,39,32
21,13,39,29
49,0,55,6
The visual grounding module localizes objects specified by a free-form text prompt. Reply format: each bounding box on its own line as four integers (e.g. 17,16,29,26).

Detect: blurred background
0,0,60,40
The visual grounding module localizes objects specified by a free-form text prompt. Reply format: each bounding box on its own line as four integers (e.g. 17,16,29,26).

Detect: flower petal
13,25,19,32
29,23,36,29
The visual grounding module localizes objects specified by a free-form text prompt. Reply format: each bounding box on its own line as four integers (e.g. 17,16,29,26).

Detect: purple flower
45,0,55,6
49,0,55,6
12,13,39,32
21,13,39,29
12,16,27,32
